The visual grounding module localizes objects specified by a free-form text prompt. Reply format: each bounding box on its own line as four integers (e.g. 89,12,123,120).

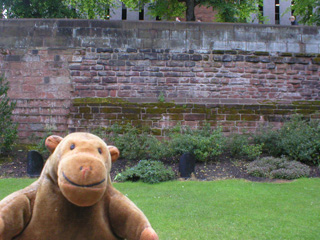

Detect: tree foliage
0,0,79,18
66,0,113,19
1,0,263,23
0,75,18,155
202,0,262,23
121,0,185,20
289,0,320,26
124,0,262,22
146,0,187,21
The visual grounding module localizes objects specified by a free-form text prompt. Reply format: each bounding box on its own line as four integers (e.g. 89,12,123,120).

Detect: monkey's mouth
62,172,106,188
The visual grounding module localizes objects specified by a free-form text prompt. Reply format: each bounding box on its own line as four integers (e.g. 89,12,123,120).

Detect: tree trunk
185,0,196,21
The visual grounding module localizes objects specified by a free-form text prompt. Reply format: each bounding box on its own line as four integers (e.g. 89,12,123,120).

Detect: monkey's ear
108,146,120,162
45,135,63,153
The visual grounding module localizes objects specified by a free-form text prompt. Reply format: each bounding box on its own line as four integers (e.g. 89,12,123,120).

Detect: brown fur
0,132,158,240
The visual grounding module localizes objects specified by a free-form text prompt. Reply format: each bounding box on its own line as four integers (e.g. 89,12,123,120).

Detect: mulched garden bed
1,149,319,182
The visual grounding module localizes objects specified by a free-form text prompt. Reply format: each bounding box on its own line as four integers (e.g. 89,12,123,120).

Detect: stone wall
0,19,319,140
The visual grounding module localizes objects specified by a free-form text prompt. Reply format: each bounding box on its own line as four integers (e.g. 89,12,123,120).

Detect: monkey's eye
98,148,102,154
70,144,75,150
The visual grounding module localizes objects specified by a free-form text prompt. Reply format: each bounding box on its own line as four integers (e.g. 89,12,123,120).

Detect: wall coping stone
0,19,319,53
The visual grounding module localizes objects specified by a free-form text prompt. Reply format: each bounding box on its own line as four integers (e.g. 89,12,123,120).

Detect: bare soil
1,149,319,182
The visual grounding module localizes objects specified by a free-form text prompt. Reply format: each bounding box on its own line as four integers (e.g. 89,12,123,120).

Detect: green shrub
0,76,18,155
114,160,175,184
92,124,169,161
228,134,248,157
94,123,226,162
102,124,152,160
253,116,320,165
254,125,283,157
33,126,54,157
228,133,263,160
241,144,264,160
167,124,226,162
90,126,109,140
145,136,171,160
247,156,310,180
111,124,176,161
279,116,320,165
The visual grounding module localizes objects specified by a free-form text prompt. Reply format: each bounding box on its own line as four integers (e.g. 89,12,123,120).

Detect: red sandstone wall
0,20,319,141
68,48,320,135
1,49,73,139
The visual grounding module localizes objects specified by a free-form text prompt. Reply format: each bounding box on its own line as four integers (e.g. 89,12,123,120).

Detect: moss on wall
70,98,320,135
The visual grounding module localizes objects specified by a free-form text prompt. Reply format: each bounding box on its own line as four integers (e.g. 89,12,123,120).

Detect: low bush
254,116,320,165
93,124,164,161
279,116,320,165
110,124,151,160
254,125,283,157
247,156,310,180
166,123,226,162
228,133,263,160
114,160,175,184
91,115,319,165
93,123,226,162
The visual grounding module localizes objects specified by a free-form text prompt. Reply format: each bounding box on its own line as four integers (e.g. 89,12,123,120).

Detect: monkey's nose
80,166,93,179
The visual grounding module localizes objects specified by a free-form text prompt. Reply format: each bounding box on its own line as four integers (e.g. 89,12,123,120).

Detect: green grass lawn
1,178,320,240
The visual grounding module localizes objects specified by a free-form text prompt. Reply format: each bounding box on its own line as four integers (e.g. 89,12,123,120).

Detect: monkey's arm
0,181,38,240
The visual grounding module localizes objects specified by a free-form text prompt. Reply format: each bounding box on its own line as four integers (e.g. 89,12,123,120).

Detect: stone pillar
280,0,291,25
144,4,155,21
264,0,275,25
110,0,122,20
127,8,139,20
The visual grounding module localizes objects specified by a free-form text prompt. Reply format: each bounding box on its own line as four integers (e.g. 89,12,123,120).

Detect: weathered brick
164,72,181,77
312,58,320,65
146,108,166,114
79,107,91,114
234,55,244,61
97,48,113,53
131,77,146,83
185,114,205,121
142,114,162,120
127,48,137,53
69,64,81,70
119,113,139,120
144,53,158,60
167,108,191,113
213,55,222,61
266,63,276,69
212,50,225,54
260,57,271,63
167,61,184,67
102,77,117,83
241,115,260,121
222,55,232,62
271,57,284,64
139,49,151,53
191,55,202,61
245,56,260,63
100,107,121,113
109,60,126,66
123,107,141,114
172,54,190,61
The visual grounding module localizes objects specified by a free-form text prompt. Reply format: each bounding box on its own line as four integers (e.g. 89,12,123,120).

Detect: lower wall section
69,98,320,134
12,99,70,139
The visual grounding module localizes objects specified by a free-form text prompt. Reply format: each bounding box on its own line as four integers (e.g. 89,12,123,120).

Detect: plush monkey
0,132,158,240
